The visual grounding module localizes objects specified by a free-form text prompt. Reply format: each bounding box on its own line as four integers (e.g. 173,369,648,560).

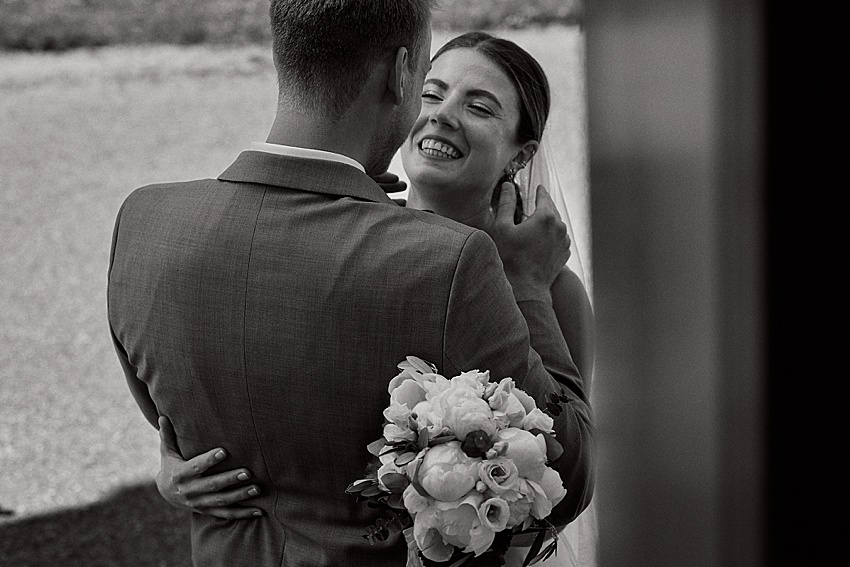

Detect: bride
155,32,596,567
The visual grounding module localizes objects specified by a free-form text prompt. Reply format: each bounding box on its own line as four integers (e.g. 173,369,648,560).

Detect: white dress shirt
249,142,365,173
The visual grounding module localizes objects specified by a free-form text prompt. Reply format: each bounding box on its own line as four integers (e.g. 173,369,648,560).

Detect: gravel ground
0,27,587,564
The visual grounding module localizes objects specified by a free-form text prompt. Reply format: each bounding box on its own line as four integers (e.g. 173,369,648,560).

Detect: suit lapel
218,150,397,205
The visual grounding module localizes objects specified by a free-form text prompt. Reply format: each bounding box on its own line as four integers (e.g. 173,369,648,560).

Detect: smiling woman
387,26,590,294
402,46,540,226
391,30,597,567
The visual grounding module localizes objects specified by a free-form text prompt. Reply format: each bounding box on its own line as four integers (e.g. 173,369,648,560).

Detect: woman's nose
429,102,459,129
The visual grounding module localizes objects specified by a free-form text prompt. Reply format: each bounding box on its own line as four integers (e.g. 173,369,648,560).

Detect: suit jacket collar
218,150,396,205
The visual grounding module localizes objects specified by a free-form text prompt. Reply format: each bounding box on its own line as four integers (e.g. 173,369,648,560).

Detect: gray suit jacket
108,151,593,566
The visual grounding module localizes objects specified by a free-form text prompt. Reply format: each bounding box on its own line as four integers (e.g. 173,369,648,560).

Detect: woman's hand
370,171,407,194
156,416,263,519
486,183,571,302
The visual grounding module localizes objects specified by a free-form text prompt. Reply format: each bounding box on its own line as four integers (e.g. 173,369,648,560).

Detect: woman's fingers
155,418,262,520
174,447,228,480
494,182,518,224
370,171,407,193
187,484,262,510
182,468,254,498
196,505,264,520
533,184,555,211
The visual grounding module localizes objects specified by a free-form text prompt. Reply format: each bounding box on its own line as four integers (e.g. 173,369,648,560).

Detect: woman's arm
550,266,596,389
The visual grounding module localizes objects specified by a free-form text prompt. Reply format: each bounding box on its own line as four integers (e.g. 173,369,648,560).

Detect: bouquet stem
403,527,424,567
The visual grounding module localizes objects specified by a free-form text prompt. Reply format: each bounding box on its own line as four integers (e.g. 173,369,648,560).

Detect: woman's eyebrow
466,88,503,109
424,78,448,89
423,79,504,110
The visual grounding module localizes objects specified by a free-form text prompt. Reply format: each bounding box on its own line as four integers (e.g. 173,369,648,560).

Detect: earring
507,161,527,183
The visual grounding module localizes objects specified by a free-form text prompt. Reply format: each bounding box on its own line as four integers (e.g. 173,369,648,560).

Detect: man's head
269,0,433,121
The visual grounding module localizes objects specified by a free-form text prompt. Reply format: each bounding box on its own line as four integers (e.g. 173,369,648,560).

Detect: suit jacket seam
241,187,284,547
441,230,477,375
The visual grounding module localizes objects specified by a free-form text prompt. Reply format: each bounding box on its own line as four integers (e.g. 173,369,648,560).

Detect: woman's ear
504,140,540,175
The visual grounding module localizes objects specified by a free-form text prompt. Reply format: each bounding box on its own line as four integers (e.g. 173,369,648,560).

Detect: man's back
108,152,542,565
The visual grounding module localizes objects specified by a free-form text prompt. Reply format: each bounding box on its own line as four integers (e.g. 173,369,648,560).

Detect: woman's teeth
420,138,461,159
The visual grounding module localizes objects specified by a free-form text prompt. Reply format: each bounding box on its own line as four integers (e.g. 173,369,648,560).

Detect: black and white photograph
1,0,840,566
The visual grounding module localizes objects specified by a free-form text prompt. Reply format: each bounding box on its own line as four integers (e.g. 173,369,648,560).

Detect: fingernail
248,487,259,496
214,450,226,460
253,510,263,517
237,472,249,481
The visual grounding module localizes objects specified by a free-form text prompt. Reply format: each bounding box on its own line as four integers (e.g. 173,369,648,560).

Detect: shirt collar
218,150,397,206
249,142,365,173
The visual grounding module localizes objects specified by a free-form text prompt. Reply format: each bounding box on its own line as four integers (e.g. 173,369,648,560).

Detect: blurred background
2,0,840,565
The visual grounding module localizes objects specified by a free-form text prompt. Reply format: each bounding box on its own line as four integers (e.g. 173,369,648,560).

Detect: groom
108,1,592,565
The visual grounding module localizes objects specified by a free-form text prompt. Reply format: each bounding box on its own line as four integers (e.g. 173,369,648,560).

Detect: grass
0,0,582,51
0,26,587,564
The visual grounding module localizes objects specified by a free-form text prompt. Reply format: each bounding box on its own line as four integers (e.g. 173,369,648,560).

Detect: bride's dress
502,501,599,566
505,139,598,567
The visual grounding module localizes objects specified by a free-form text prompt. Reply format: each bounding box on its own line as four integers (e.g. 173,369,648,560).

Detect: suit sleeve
442,230,594,527
107,200,160,428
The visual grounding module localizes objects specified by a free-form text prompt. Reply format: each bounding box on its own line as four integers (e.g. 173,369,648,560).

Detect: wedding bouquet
347,357,570,566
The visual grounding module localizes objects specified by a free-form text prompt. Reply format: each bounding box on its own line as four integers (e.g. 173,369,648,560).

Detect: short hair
269,0,434,119
432,32,550,143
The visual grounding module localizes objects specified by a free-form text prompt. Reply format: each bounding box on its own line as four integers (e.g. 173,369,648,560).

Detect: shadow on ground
0,483,191,567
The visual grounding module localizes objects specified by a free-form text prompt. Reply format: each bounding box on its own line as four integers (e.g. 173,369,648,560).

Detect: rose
417,441,481,502
479,457,519,494
494,428,548,482
478,497,511,532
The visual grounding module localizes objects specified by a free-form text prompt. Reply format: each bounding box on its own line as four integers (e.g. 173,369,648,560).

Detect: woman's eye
469,103,494,116
422,92,442,102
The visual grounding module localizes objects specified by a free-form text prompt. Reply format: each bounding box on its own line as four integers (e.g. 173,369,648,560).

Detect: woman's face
401,48,527,201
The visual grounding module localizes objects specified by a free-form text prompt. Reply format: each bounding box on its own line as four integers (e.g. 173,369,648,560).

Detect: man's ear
387,47,408,106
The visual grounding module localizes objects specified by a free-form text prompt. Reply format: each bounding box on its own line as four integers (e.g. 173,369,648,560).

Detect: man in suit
107,1,593,565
